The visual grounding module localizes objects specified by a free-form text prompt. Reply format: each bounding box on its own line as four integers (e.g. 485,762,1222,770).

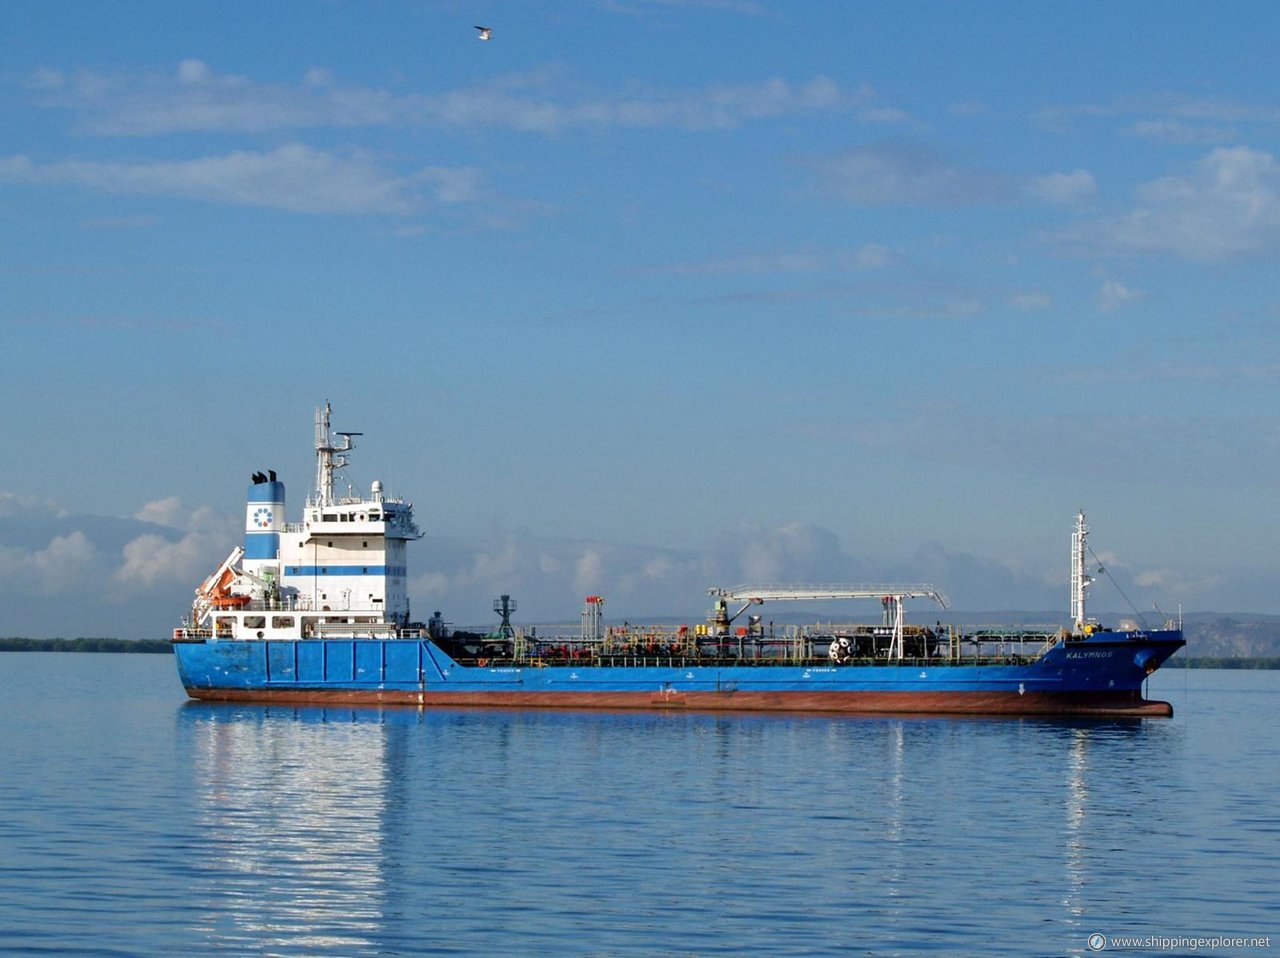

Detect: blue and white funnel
245,477,285,563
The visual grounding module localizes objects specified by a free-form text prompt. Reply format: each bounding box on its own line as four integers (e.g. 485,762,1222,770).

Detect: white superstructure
182,403,422,641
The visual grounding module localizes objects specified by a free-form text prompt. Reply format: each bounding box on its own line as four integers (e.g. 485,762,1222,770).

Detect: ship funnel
245,476,286,562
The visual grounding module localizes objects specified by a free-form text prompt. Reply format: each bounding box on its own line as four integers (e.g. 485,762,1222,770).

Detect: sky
4,0,1280,638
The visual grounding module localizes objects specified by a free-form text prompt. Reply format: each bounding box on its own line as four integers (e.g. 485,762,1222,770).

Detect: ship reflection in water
176,701,1177,957
182,703,406,957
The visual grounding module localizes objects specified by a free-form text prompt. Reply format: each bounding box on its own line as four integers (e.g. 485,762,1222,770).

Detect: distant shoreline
0,638,1277,668
0,638,172,653
1158,656,1280,670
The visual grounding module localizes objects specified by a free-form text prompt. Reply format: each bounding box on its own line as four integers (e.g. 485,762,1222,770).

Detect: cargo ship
171,405,1185,716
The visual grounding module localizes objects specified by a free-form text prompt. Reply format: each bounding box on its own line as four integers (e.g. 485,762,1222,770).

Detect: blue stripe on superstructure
243,532,279,559
282,565,405,576
247,481,286,503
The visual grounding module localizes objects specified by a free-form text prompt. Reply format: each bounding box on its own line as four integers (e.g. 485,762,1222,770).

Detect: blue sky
4,1,1280,637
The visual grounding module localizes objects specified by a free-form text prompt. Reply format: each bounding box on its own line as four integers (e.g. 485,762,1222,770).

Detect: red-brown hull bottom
183,686,1174,717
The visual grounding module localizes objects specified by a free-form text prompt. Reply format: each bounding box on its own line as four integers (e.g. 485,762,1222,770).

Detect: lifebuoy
476,657,489,667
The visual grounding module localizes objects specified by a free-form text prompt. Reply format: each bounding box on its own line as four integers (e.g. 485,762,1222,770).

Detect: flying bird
475,25,492,40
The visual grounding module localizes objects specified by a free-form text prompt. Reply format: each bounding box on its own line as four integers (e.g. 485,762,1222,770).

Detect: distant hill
955,612,1280,659
1177,613,1280,658
914,610,1280,659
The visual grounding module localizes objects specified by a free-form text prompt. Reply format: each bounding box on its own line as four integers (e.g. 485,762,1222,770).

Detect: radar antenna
493,594,518,639
313,402,363,507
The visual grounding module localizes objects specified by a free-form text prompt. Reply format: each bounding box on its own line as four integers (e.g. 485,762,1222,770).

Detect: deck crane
707,584,950,661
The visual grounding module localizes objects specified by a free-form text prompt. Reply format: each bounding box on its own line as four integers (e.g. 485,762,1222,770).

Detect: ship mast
1070,511,1093,632
312,402,360,507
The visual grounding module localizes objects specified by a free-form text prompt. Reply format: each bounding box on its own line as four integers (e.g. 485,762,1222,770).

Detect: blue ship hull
173,629,1185,716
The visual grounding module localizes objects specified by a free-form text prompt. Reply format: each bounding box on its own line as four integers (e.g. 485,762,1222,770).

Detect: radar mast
1071,511,1093,632
313,402,362,506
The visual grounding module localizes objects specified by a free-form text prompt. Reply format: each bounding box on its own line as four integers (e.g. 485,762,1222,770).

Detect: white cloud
176,59,213,85
408,530,705,623
0,145,476,216
1133,567,1227,609
33,532,97,591
1058,359,1280,386
652,243,897,276
417,166,482,204
731,521,848,584
25,68,66,91
1027,169,1097,205
0,500,1244,633
115,497,240,592
0,492,239,623
574,549,605,592
850,244,895,270
419,74,846,134
1066,146,1280,261
28,62,850,137
0,530,97,595
79,213,159,230
132,496,227,534
1131,119,1232,145
0,491,68,518
133,496,188,527
1037,92,1280,140
116,532,214,590
808,140,1009,208
1099,278,1143,312
859,107,911,125
303,67,335,88
401,520,1103,624
598,0,766,13
0,156,35,178
1008,291,1051,311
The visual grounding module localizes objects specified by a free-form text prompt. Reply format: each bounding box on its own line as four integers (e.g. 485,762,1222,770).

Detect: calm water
0,655,1276,958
